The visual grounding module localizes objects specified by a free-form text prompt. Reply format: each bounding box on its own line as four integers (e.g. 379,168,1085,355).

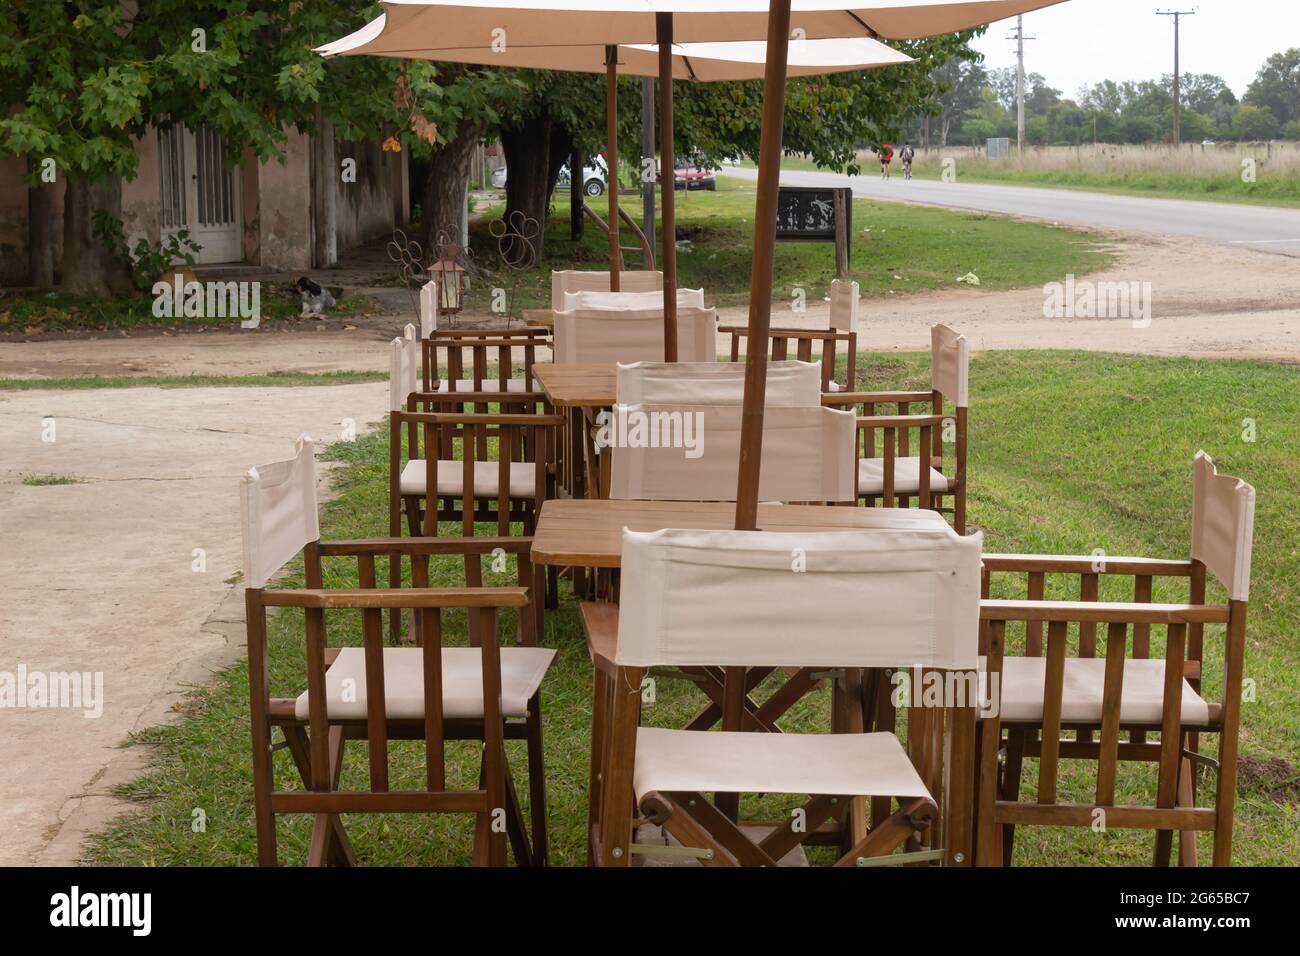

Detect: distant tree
1025,76,1061,115
1283,119,1300,140
929,57,988,146
1244,48,1300,128
1045,101,1088,144
987,67,1019,112
1168,73,1236,115
1078,79,1127,116
1233,104,1280,141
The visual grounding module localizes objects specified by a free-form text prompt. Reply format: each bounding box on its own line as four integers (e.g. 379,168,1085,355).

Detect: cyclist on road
900,141,916,180
878,142,894,180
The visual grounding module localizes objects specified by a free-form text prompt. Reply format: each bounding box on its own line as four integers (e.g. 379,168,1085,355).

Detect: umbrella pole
606,46,621,290
657,12,678,361
734,0,792,531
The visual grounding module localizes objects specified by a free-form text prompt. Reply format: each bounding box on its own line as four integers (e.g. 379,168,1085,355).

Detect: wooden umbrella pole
657,12,678,361
606,45,621,290
734,0,792,530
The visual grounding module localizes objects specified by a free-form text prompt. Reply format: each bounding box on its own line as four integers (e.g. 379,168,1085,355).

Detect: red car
670,159,717,191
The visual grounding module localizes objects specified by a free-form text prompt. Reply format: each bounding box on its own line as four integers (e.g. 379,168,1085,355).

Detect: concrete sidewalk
0,381,387,864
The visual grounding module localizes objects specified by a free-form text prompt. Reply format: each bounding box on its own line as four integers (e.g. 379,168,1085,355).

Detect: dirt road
0,382,388,864
2,233,1296,378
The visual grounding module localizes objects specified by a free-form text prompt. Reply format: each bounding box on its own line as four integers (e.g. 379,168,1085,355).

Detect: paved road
721,167,1300,258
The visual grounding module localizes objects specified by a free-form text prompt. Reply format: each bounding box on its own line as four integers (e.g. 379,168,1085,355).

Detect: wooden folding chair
589,526,983,867
614,360,821,407
550,268,662,310
976,451,1254,866
559,287,704,312
607,403,856,504
241,437,556,866
721,324,857,393
419,327,549,397
388,333,562,539
823,324,969,532
553,305,718,364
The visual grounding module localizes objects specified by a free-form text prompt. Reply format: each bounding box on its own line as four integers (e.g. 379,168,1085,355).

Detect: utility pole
1006,16,1036,157
1157,9,1195,144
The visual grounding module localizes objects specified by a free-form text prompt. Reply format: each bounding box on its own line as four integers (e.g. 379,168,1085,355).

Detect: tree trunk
420,119,486,254
60,174,134,295
27,157,55,288
500,113,555,262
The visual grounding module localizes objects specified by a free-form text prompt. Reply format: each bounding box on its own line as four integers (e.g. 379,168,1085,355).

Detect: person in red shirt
878,143,894,180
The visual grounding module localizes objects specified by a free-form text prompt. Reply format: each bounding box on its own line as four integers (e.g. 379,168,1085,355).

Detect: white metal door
158,124,241,263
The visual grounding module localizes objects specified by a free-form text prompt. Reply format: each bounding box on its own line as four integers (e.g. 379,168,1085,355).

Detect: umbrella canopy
323,0,1065,48
322,23,913,79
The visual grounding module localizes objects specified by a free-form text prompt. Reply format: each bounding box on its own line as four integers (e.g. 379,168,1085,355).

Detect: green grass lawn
743,155,1300,209
84,352,1300,867
475,176,1112,311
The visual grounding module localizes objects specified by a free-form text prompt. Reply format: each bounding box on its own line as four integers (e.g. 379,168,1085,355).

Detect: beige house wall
0,124,406,285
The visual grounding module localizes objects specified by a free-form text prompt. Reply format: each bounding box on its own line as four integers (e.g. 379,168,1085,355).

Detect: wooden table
532,362,616,409
531,497,948,569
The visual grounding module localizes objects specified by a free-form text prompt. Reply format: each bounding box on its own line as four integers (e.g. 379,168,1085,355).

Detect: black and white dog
295,277,337,316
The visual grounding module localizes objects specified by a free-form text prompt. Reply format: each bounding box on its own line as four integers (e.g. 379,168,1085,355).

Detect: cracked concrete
0,382,387,864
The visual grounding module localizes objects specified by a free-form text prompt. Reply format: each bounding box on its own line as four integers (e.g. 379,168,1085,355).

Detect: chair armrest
413,390,549,404
981,554,1195,576
855,414,946,428
261,587,529,610
823,391,935,406
980,599,1230,625
316,536,532,557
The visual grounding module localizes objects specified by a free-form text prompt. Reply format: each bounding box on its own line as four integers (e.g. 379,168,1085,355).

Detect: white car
489,157,607,196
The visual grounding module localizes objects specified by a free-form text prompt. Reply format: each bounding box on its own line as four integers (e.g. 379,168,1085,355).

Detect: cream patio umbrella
319,19,912,360
321,0,1069,527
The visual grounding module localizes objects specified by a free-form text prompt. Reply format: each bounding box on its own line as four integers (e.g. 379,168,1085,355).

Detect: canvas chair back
390,332,418,410
1192,450,1255,601
931,324,969,408
608,403,855,503
829,279,859,333
615,526,982,669
615,360,821,407
551,269,662,311
240,436,319,589
561,288,705,311
554,306,717,363
419,280,438,338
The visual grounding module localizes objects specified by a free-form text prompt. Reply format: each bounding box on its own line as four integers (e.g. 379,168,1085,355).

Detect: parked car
490,157,608,197
670,158,716,191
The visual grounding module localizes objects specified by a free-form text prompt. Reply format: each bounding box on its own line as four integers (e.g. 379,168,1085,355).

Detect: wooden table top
532,362,616,408
521,309,554,329
530,498,949,568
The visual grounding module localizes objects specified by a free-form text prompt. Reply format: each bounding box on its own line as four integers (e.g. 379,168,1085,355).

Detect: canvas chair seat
400,459,538,499
294,646,556,721
632,727,933,799
981,656,1212,726
433,378,536,394
858,457,952,495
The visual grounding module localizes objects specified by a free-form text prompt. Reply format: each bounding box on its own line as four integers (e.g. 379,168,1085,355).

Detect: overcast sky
970,0,1300,101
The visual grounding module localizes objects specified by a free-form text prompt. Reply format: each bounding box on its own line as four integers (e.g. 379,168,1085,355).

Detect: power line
1157,9,1196,144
